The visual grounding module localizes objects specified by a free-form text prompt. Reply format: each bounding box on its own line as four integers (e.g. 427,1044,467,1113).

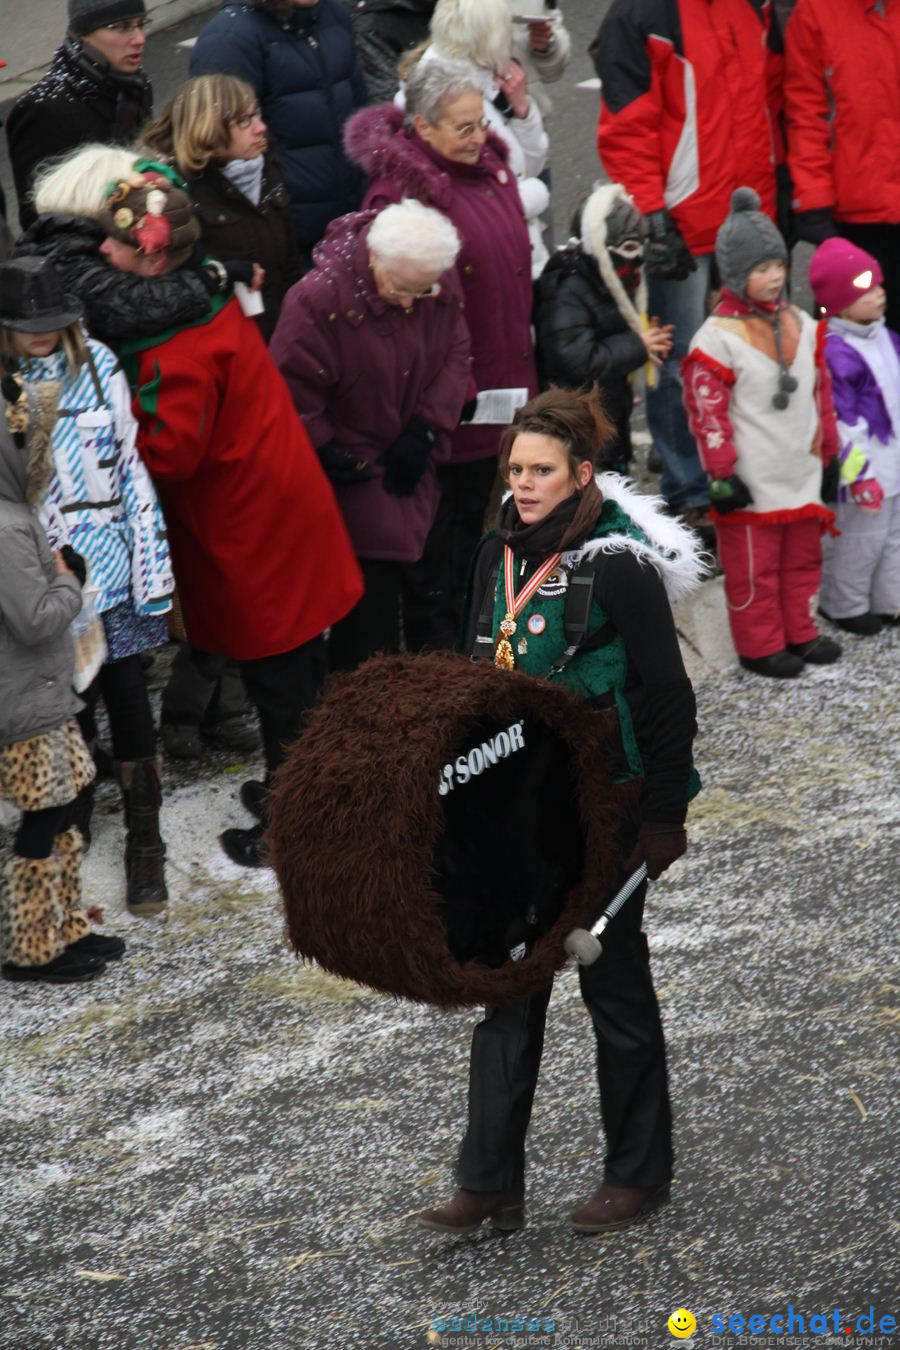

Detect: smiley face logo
668,1308,696,1338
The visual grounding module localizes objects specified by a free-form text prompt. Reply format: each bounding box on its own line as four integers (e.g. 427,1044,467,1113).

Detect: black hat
0,257,84,333
68,0,146,37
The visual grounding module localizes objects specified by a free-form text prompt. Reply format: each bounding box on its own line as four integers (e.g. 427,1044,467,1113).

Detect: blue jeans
646,253,713,511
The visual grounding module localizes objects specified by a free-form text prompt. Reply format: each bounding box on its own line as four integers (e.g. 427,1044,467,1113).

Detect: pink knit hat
808,238,884,316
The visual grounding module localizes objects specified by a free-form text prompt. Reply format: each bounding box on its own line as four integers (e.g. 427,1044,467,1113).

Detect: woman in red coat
344,58,537,650
98,171,363,866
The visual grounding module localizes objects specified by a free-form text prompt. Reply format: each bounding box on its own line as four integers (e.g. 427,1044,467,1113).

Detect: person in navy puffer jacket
190,0,367,262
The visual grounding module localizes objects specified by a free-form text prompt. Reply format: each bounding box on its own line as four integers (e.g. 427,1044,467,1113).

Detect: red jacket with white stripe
592,0,783,256
785,0,900,224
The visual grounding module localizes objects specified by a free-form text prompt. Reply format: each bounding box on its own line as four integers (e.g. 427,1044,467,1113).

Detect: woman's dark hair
498,385,615,479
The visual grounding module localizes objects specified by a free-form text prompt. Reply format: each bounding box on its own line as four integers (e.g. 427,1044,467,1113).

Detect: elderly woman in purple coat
271,198,472,669
344,58,538,649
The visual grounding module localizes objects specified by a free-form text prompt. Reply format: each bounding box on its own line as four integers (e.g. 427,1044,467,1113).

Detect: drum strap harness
474,552,617,679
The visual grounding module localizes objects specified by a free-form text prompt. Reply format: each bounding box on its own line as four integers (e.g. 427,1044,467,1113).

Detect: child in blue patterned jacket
0,256,174,918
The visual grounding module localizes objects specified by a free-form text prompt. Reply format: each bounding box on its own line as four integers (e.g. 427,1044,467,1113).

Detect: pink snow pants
716,519,824,658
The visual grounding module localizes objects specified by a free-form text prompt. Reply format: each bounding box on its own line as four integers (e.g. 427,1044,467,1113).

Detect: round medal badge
527,614,546,636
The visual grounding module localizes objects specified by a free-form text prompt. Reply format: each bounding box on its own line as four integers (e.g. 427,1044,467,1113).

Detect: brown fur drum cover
268,652,640,1008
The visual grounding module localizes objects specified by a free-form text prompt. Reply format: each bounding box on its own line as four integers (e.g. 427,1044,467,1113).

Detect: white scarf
221,154,264,205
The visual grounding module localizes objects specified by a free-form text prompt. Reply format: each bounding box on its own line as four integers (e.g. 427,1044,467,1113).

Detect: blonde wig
33,144,137,219
143,75,259,178
430,0,512,72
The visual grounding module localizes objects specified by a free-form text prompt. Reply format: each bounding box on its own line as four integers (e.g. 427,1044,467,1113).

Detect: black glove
626,815,690,880
623,821,688,882
821,457,840,503
709,473,753,513
317,440,374,486
223,259,255,286
643,209,697,281
200,258,255,293
377,415,436,497
793,209,838,247
61,544,87,586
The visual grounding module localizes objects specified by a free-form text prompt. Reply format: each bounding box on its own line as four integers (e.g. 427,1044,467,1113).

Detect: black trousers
837,222,900,332
456,877,673,1193
160,643,250,727
15,802,77,859
237,636,326,773
77,654,156,762
328,558,410,673
404,457,499,653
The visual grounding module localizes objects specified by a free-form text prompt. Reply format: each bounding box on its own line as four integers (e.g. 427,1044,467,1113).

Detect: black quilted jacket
13,215,212,346
533,245,648,472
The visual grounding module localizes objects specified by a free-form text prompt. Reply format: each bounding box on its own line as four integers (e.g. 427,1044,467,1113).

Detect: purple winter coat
825,327,900,446
344,104,538,464
271,210,472,562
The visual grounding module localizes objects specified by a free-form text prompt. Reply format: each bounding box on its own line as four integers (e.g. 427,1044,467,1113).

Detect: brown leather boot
570,1182,670,1233
418,1188,525,1234
117,758,168,916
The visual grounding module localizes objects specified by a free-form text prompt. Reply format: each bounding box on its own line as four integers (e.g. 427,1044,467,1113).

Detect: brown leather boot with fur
117,758,168,916
417,1188,525,1234
570,1182,670,1233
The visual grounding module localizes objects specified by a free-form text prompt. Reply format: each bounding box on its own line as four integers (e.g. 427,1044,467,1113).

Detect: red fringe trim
681,347,736,386
815,318,828,366
712,502,838,534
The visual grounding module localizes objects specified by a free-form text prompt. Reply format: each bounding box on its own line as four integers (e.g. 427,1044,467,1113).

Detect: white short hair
430,0,512,71
34,144,137,219
404,58,482,128
367,199,461,277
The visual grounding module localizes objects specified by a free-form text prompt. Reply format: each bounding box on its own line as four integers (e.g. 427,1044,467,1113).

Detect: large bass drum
268,652,639,1007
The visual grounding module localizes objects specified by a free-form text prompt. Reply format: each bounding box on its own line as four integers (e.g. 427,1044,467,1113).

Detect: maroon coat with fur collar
271,211,472,562
344,104,537,464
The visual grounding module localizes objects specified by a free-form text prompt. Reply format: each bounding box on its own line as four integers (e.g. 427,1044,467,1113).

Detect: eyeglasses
230,108,263,129
439,116,490,141
383,280,441,301
102,17,150,34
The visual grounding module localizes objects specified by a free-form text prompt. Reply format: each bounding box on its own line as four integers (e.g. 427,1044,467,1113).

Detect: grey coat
0,380,83,749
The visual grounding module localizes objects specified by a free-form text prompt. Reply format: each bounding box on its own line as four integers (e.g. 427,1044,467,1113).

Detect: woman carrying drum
418,385,704,1235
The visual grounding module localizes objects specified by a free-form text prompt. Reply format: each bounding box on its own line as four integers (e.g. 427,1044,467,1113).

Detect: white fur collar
502,473,711,605
567,474,710,604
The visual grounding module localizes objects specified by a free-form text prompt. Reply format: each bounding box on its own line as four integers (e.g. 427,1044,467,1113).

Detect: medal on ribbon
494,547,563,670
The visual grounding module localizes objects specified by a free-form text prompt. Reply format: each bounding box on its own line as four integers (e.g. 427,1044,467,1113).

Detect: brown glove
624,822,687,881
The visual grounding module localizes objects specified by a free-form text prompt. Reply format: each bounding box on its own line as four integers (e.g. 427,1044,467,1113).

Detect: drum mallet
564,863,649,966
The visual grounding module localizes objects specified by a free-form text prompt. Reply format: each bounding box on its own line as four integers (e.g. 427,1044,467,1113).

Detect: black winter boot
2,948,106,983
117,758,168,916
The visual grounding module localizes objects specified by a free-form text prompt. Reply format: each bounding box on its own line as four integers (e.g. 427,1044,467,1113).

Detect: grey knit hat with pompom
715,186,787,296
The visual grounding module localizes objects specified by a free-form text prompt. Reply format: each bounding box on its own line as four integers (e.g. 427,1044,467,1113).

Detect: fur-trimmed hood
343,102,512,213
567,473,711,605
580,183,647,342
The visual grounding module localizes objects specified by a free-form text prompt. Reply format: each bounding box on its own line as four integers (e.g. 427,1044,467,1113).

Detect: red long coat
123,296,362,660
